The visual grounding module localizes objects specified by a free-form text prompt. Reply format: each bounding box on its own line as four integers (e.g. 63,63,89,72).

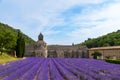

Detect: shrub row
105,59,120,64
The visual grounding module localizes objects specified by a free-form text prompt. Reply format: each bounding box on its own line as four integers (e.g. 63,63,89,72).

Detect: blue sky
0,0,120,45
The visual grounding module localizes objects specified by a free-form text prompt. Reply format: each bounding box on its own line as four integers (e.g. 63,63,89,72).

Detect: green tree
92,51,102,59
0,22,35,46
78,29,120,48
21,37,25,57
0,22,35,56
0,29,16,55
16,30,25,58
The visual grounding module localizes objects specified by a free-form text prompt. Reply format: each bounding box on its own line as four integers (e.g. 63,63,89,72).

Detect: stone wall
25,44,35,57
47,45,88,58
25,44,120,59
88,46,120,59
25,45,89,58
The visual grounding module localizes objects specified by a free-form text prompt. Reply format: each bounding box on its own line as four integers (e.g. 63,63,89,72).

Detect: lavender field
0,58,120,80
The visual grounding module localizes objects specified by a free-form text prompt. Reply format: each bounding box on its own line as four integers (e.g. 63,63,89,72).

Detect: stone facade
88,46,120,59
47,45,88,58
25,33,88,58
34,33,47,57
25,33,120,59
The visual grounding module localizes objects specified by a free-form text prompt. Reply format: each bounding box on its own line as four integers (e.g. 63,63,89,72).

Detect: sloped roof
47,45,87,50
89,46,120,50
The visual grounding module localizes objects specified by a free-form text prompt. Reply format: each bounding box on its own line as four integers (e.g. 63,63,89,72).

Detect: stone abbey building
25,33,89,58
25,33,120,59
89,46,120,59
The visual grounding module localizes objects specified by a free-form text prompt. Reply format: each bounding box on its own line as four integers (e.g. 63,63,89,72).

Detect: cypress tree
16,30,25,58
21,37,25,57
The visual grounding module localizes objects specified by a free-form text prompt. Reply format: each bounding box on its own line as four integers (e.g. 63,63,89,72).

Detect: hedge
105,59,120,64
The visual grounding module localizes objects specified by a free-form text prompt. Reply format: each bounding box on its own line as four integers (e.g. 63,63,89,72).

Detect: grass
0,53,20,64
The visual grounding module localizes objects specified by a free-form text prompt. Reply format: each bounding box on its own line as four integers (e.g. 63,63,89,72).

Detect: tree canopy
0,22,35,52
92,51,102,59
78,30,120,48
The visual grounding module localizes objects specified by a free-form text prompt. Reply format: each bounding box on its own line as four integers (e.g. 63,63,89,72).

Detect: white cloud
1,0,120,44
67,2,120,43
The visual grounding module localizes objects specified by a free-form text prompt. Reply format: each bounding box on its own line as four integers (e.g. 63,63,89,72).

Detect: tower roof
38,33,43,40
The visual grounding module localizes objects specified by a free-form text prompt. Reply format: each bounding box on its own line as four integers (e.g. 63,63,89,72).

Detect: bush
105,59,120,64
92,51,102,59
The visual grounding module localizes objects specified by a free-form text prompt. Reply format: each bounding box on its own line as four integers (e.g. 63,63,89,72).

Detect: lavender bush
0,58,120,80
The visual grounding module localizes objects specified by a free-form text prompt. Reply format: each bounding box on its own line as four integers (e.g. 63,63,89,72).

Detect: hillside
78,30,120,48
0,22,35,50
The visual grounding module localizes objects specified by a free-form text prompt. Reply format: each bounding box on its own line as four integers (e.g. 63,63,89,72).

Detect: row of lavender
0,58,120,80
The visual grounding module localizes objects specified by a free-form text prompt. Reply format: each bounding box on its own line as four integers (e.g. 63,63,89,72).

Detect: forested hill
0,22,35,46
78,30,120,48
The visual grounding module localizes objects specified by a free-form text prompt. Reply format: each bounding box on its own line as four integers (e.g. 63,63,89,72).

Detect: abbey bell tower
34,33,47,57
